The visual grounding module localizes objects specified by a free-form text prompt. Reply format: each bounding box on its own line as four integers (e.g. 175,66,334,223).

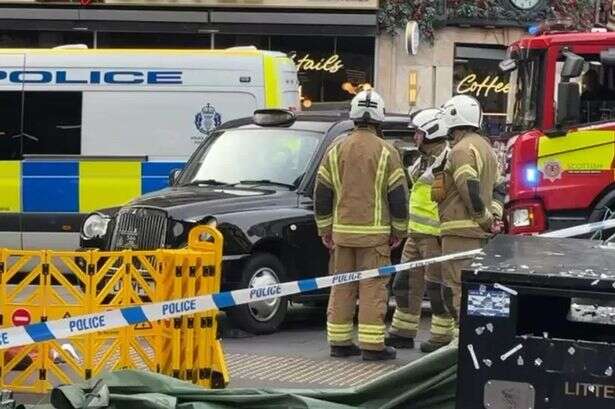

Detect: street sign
11,309,31,326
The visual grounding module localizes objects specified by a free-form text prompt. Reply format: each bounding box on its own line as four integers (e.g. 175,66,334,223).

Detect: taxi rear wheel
227,253,288,334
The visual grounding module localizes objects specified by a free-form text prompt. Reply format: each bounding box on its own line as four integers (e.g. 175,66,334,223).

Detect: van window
0,91,82,158
0,92,23,160
22,91,82,155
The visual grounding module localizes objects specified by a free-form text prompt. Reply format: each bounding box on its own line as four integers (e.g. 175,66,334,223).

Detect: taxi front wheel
227,253,288,334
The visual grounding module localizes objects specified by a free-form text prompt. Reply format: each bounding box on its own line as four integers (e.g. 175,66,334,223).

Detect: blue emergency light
525,166,538,184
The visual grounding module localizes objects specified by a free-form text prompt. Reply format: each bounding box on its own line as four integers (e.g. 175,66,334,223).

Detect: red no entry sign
12,308,31,326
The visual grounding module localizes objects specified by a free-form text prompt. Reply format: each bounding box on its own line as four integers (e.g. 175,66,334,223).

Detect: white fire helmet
349,89,386,124
440,94,483,130
411,108,448,141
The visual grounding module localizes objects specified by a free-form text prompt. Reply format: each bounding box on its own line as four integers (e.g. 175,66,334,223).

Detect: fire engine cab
503,20,615,235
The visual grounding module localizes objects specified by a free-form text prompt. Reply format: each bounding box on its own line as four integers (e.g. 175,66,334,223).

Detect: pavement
14,303,434,405
221,303,431,389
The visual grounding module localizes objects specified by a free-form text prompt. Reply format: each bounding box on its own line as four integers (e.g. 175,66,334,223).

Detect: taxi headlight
82,213,110,239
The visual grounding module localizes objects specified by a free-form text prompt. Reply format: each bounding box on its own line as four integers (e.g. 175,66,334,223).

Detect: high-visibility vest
408,179,440,236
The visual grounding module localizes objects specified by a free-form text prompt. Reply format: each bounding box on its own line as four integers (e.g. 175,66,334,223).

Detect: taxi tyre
227,253,288,335
227,253,288,334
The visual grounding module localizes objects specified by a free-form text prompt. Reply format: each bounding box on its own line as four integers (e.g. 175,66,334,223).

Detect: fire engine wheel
227,253,288,335
589,196,615,239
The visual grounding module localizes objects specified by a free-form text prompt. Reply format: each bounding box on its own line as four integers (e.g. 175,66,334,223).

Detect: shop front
453,45,511,139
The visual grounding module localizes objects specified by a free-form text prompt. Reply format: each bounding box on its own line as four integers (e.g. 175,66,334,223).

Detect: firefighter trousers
390,235,454,344
441,235,486,327
327,245,390,351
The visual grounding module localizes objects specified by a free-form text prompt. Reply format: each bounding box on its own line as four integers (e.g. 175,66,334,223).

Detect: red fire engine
504,20,615,234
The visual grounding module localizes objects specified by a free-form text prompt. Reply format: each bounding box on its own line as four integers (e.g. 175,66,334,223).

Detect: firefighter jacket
432,129,502,238
314,126,409,247
407,140,449,237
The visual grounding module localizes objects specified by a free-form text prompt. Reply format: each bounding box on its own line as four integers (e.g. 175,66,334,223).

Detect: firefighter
433,95,503,327
314,89,409,361
386,108,455,353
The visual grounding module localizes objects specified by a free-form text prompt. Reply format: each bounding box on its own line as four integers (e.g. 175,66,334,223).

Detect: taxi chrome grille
110,207,167,250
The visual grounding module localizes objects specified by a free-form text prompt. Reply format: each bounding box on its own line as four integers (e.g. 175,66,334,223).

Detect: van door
0,53,25,249
20,55,83,250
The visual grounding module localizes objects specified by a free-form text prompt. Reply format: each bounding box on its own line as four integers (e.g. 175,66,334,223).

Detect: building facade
377,25,525,136
377,0,609,137
0,0,379,109
0,0,609,122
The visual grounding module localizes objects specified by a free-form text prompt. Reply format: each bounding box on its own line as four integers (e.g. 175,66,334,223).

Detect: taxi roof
219,110,413,134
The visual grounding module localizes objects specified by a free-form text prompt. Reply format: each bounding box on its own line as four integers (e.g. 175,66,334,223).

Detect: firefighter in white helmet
386,108,455,353
314,89,409,361
432,95,504,329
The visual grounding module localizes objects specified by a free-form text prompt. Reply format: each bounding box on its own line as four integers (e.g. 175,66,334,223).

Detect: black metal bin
457,235,615,409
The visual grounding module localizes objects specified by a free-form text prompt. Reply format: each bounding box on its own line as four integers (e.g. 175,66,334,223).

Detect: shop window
270,36,334,109
22,92,82,156
97,32,211,49
453,45,510,138
214,34,269,50
324,36,375,103
0,30,93,48
0,92,23,160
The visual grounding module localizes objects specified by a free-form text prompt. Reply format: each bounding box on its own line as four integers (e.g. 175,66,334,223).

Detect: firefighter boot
362,346,397,361
384,333,415,349
330,344,361,358
420,282,454,353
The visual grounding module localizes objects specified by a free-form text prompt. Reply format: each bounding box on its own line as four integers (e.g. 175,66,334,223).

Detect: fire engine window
453,45,511,138
21,92,82,155
555,55,615,125
0,92,23,160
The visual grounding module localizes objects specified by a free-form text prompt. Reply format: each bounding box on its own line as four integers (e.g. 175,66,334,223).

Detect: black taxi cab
79,110,414,334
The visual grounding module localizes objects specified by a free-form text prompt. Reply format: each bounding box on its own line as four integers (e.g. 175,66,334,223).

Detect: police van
0,46,299,250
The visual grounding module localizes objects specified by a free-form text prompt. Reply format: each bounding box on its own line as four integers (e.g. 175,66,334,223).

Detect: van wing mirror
556,82,580,127
601,48,615,66
561,51,584,79
169,168,181,186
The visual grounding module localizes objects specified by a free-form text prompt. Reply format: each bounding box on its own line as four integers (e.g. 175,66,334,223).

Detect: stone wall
375,26,526,113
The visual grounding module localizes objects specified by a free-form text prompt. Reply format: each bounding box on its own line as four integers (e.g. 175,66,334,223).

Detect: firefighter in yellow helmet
314,89,409,361
433,95,505,328
385,108,455,353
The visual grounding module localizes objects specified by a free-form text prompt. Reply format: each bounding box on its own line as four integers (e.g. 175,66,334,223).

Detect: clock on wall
510,0,541,10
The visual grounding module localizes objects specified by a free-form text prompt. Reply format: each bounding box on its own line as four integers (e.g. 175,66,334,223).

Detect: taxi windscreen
179,128,323,189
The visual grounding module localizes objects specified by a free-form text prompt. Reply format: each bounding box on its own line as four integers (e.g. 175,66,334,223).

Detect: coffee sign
456,74,511,97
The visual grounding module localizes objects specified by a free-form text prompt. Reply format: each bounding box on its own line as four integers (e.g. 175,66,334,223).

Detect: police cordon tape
1,218,614,350
0,248,482,350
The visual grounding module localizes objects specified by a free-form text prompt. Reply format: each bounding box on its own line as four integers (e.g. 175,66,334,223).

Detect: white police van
0,46,299,250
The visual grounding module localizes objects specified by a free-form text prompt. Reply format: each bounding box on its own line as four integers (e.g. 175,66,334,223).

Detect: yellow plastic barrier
0,226,227,392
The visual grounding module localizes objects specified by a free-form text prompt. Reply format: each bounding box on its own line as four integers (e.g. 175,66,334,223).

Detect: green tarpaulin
20,345,458,409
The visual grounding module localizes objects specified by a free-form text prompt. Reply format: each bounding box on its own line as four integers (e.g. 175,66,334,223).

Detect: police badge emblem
195,103,222,135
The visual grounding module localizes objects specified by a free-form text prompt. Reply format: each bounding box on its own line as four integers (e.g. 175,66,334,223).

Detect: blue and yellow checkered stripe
0,160,183,213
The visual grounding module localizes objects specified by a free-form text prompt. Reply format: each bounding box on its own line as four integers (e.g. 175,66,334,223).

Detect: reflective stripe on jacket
314,126,409,247
436,130,499,238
